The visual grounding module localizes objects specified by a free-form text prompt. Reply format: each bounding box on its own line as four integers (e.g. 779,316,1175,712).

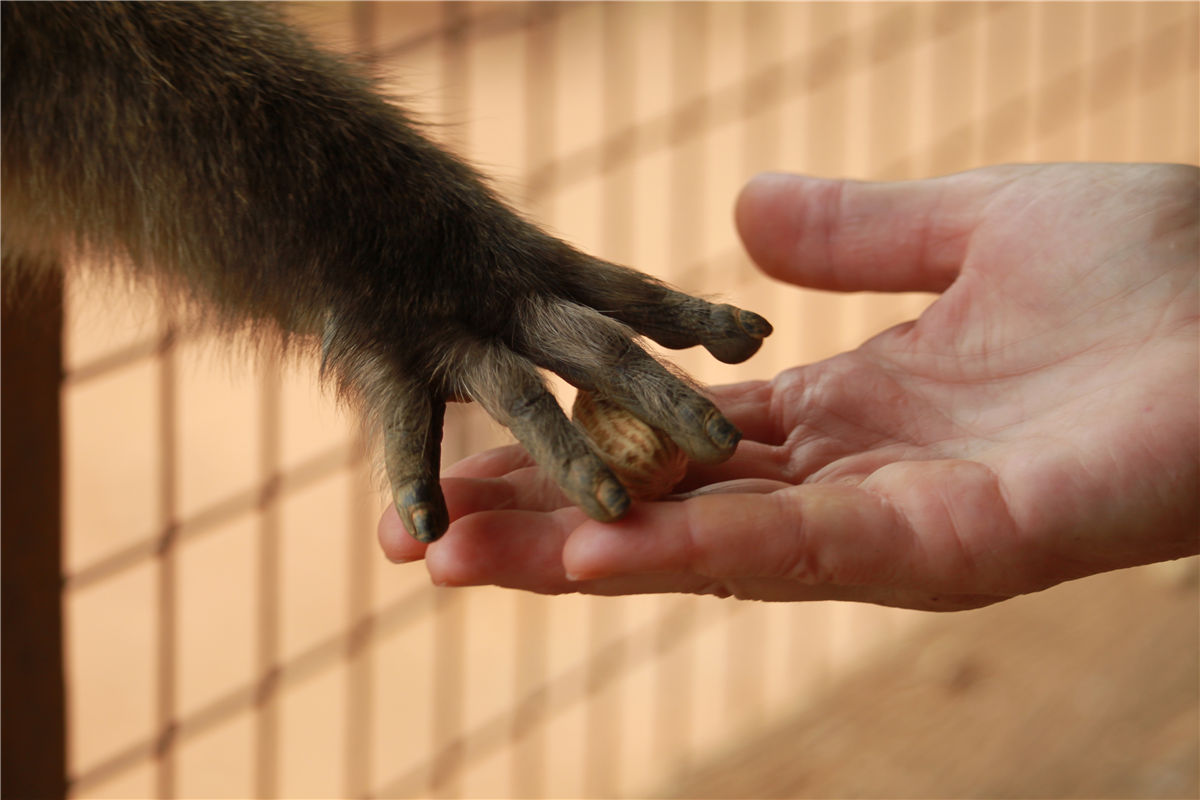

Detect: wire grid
59,2,1198,798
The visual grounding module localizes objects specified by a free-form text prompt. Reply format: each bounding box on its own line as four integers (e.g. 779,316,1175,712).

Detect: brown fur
2,1,771,541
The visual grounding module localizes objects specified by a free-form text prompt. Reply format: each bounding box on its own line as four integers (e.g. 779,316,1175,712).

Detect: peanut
572,391,688,501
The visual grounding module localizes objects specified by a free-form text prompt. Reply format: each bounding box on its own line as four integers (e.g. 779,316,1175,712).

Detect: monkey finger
628,296,773,364
377,468,571,565
383,387,450,543
517,299,741,464
599,353,741,465
569,260,773,363
451,336,632,523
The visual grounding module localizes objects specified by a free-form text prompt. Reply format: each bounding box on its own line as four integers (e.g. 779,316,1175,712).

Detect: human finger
565,457,1035,599
702,379,787,445
421,504,778,597
423,508,579,592
560,484,936,590
443,443,536,479
421,500,1002,609
377,504,428,563
735,171,991,294
441,470,573,518
675,443,795,490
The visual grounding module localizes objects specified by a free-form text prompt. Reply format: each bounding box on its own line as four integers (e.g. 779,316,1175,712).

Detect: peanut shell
572,391,688,501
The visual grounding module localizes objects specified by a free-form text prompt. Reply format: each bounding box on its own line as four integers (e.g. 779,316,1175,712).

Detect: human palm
379,163,1199,610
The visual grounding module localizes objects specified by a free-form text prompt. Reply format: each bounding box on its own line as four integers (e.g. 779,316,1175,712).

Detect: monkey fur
2,2,772,542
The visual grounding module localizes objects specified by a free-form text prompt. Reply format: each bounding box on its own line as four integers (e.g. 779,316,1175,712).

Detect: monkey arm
1,1,771,542
3,2,487,332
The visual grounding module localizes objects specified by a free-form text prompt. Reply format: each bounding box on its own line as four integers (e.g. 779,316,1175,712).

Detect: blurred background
7,2,1197,798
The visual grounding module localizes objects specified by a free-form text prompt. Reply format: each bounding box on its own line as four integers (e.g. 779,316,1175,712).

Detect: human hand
379,163,1199,609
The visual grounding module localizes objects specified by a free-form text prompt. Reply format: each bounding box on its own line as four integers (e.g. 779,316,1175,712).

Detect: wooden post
2,263,68,800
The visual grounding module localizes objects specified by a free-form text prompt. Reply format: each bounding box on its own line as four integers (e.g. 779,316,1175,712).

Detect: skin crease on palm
378,163,1200,611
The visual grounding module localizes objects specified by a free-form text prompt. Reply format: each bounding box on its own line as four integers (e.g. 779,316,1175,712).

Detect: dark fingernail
408,503,448,543
598,478,631,520
395,481,448,542
736,310,773,338
705,411,742,451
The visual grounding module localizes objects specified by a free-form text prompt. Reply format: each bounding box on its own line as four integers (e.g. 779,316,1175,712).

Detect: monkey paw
363,253,772,543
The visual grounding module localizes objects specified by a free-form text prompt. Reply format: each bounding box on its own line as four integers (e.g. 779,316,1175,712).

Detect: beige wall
60,3,1198,798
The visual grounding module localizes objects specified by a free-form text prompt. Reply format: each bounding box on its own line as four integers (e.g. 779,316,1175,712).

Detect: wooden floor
662,559,1199,799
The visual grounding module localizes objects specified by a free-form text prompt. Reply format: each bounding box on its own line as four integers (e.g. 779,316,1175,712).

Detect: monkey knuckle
502,390,553,422
603,337,642,371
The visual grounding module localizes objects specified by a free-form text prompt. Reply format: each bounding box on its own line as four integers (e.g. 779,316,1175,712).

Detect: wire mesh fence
58,2,1197,798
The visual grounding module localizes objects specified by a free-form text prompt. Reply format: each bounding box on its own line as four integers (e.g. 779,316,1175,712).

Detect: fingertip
734,173,766,237
427,508,587,593
423,530,479,587
391,480,450,543
702,380,786,446
735,308,773,340
736,171,968,293
562,504,685,580
377,504,428,563
424,516,514,587
561,523,627,581
735,172,808,274
735,171,799,223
